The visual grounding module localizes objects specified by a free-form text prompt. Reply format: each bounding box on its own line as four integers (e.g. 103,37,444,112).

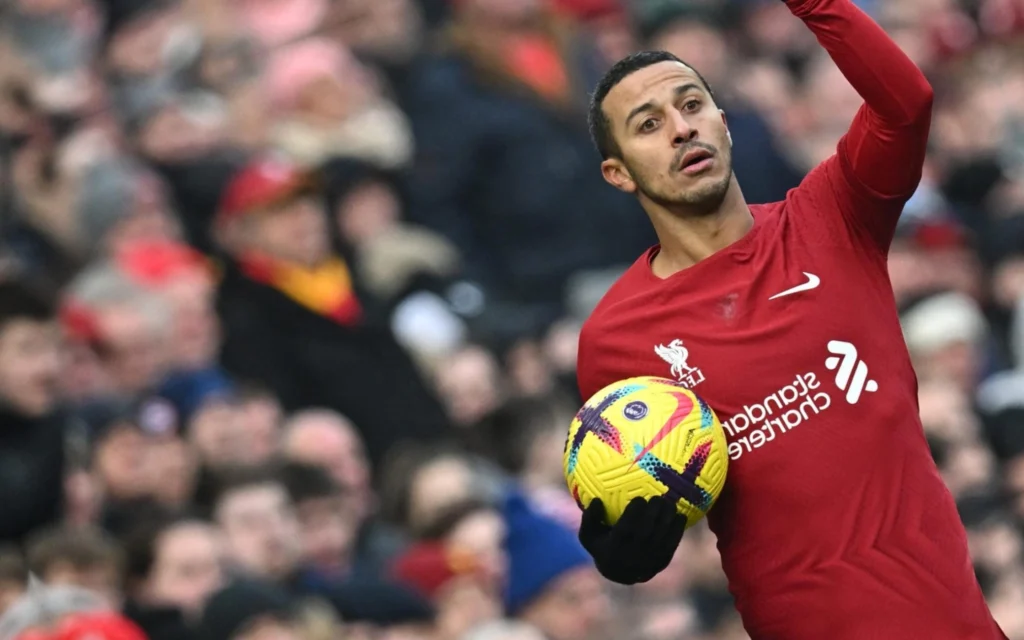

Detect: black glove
578,495,687,585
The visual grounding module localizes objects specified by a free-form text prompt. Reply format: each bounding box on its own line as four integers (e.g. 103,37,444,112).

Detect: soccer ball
564,376,729,527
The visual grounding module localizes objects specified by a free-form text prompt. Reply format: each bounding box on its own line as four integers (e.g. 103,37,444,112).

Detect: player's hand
578,496,686,585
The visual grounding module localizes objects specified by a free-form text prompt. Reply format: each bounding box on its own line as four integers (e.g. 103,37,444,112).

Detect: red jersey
577,0,1006,637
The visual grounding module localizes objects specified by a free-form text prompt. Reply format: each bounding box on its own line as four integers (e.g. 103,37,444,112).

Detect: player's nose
669,111,697,147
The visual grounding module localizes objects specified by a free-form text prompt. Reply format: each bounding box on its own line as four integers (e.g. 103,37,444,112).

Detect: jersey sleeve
787,0,934,256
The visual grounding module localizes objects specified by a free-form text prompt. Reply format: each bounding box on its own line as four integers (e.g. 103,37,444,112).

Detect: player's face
600,61,733,215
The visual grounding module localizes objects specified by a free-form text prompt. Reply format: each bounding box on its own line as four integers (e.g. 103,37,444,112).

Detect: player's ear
720,110,731,147
601,158,637,194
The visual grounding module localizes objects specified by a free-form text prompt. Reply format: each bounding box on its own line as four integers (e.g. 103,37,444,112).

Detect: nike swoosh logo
768,272,820,300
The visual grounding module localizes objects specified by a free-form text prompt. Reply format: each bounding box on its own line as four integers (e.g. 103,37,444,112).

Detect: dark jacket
122,601,194,640
216,261,451,466
0,406,65,544
400,28,656,329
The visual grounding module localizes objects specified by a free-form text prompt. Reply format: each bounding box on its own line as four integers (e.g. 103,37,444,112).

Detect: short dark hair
588,50,715,160
121,509,208,587
210,465,288,514
0,281,56,331
279,461,342,504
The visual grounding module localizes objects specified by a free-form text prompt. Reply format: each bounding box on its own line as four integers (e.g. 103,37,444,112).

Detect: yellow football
564,376,729,527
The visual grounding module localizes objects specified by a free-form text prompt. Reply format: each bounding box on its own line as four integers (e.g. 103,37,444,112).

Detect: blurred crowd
1,0,1024,638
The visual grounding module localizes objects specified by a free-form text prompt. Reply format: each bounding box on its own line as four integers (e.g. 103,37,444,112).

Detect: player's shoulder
775,153,846,213
583,249,656,331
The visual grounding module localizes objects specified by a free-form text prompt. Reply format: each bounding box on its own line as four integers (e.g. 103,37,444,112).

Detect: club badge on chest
654,339,707,389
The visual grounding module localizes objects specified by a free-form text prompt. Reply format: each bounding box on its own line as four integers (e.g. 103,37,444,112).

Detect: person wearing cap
213,155,450,467
78,398,196,536
502,493,610,640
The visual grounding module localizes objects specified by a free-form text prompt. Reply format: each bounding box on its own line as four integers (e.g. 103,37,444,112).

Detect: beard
631,145,734,216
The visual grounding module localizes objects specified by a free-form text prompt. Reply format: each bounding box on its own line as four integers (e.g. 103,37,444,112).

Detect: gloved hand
578,495,687,585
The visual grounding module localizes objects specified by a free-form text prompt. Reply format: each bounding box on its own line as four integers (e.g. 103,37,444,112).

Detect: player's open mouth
678,148,714,175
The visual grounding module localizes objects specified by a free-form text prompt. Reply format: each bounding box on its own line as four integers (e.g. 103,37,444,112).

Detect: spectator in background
235,385,284,463
1,0,106,282
902,290,989,392
214,156,451,465
0,583,147,640
114,240,220,375
81,403,173,532
403,0,655,340
380,447,504,537
179,378,280,514
282,410,374,523
0,282,65,545
62,264,172,400
279,462,362,590
321,158,466,368
25,527,124,610
320,0,426,75
75,158,181,261
265,38,414,170
100,0,247,253
468,396,580,528
502,492,611,640
101,0,197,81
549,0,638,65
326,579,436,640
209,468,301,587
199,578,304,640
232,0,326,48
434,345,506,428
392,541,503,640
415,500,508,590
281,411,409,591
122,513,225,640
176,378,250,470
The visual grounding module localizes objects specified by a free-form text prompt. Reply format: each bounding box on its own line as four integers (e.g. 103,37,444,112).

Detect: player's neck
648,180,754,278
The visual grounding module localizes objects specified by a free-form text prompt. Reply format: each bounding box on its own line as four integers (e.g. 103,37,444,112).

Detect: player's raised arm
788,0,934,251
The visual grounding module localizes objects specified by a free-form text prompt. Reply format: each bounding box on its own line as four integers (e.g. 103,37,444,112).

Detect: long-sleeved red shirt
576,0,1008,637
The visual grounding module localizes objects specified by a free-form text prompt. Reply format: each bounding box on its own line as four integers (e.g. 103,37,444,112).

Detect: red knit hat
216,157,316,227
391,542,484,600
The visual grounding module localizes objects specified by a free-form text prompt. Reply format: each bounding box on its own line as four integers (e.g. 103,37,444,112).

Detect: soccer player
574,0,1008,637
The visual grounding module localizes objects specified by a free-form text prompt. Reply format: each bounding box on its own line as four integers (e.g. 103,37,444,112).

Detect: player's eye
639,118,659,133
683,99,701,112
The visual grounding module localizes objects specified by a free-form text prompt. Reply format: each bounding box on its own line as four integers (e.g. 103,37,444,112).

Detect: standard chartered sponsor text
723,372,831,461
